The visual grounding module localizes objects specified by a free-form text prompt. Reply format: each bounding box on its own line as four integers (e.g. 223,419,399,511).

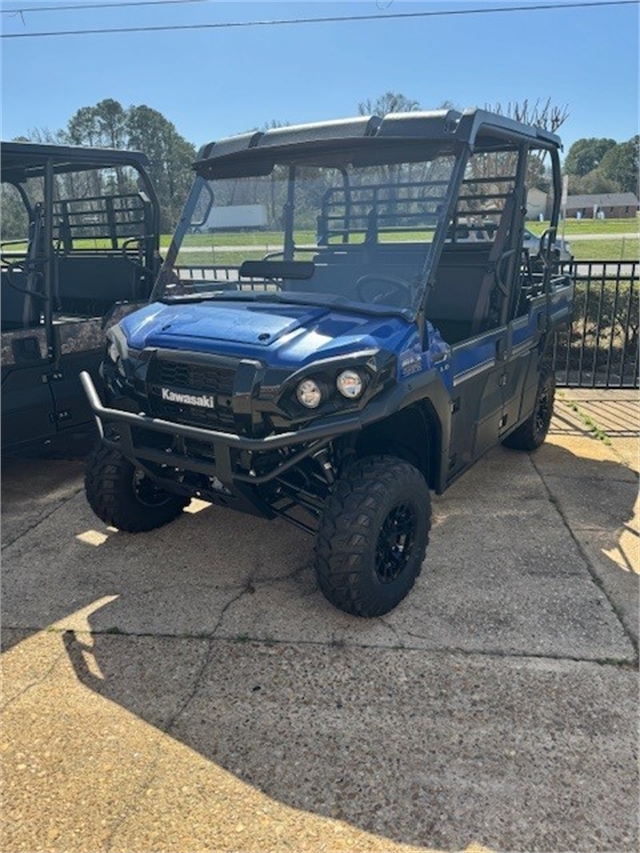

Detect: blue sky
1,0,638,158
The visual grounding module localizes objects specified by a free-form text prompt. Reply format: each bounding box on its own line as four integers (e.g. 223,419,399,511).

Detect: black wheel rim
375,502,417,583
534,384,551,437
132,469,172,507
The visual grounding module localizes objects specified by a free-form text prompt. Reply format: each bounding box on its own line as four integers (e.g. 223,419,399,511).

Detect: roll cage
156,109,563,334
1,141,161,451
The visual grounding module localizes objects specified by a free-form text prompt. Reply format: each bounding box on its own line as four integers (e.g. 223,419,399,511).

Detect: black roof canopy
195,108,562,175
1,141,151,184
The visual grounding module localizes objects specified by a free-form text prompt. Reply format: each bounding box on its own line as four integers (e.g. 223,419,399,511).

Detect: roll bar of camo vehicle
1,141,161,451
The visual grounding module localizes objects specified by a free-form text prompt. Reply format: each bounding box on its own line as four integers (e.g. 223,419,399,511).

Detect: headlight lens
296,378,323,409
336,369,364,399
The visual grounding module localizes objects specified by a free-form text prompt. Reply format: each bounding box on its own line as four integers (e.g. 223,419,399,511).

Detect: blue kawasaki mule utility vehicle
82,109,573,616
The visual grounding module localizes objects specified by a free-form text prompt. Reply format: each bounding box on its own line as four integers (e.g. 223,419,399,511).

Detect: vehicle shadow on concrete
57,621,639,852
3,441,636,850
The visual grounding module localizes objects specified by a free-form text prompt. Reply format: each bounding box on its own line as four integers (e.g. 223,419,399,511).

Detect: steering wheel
355,273,412,304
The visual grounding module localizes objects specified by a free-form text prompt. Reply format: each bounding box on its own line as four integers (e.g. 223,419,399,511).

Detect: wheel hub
133,469,173,507
375,503,416,583
535,385,551,434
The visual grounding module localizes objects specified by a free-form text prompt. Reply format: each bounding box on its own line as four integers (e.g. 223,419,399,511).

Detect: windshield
154,149,457,316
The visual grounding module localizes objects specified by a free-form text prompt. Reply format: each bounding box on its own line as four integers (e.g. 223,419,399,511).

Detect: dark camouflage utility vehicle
81,109,573,616
1,142,160,452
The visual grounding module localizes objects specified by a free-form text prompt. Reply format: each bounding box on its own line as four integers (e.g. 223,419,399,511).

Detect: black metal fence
553,260,638,388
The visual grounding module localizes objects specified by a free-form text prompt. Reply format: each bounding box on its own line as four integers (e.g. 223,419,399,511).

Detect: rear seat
426,245,493,342
1,269,43,331
55,252,145,315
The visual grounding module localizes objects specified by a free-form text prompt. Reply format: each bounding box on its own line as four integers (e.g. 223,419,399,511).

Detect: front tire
315,456,431,617
85,443,188,532
503,371,555,451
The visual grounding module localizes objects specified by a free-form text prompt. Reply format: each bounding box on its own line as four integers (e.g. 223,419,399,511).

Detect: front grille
150,398,236,431
150,359,235,396
146,354,240,432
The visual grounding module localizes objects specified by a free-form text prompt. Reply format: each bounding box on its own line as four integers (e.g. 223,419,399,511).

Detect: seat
1,205,45,330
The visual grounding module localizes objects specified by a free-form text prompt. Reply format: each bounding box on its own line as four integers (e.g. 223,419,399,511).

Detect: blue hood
119,300,416,368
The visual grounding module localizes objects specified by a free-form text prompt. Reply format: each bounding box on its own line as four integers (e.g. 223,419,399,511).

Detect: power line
1,0,211,14
1,0,638,39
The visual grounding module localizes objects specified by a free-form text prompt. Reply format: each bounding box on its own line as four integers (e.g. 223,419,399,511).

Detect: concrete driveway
2,391,638,853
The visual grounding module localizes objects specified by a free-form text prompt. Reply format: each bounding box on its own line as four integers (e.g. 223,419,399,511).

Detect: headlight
336,369,364,399
296,378,323,409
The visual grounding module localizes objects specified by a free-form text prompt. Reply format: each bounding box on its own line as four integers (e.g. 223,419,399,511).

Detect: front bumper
81,365,441,516
81,370,366,488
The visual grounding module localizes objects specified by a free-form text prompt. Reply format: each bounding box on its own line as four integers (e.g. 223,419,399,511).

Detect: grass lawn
161,218,638,248
527,217,639,236
520,217,638,261
7,220,637,263
569,238,639,262
160,231,316,249
173,249,269,266
162,226,638,264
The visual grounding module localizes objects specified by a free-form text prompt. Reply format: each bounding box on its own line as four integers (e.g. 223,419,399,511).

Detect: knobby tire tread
315,456,431,617
503,368,555,452
85,443,186,532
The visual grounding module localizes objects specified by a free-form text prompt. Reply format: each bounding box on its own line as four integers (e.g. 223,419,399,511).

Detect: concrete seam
101,635,216,852
1,486,84,550
529,452,639,662
6,625,635,670
161,581,255,731
0,645,69,711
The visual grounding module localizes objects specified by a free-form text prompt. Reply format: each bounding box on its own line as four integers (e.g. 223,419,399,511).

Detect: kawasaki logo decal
160,388,215,409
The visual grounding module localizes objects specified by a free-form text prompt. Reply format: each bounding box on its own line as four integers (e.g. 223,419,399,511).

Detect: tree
0,183,29,240
126,105,196,231
64,100,196,231
482,99,570,191
599,137,639,194
2,128,70,240
19,126,69,145
567,169,619,195
564,136,639,195
67,99,128,149
485,98,570,136
358,92,422,115
564,137,617,178
261,119,289,130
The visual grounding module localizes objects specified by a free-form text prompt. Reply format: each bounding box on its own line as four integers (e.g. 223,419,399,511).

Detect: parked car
523,227,572,262
81,109,574,617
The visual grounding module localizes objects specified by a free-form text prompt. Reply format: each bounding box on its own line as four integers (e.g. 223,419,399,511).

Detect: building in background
525,187,550,220
565,192,640,219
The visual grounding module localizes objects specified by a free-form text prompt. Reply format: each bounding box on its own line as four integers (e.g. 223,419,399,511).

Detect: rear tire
85,443,188,532
503,371,555,451
315,456,431,617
